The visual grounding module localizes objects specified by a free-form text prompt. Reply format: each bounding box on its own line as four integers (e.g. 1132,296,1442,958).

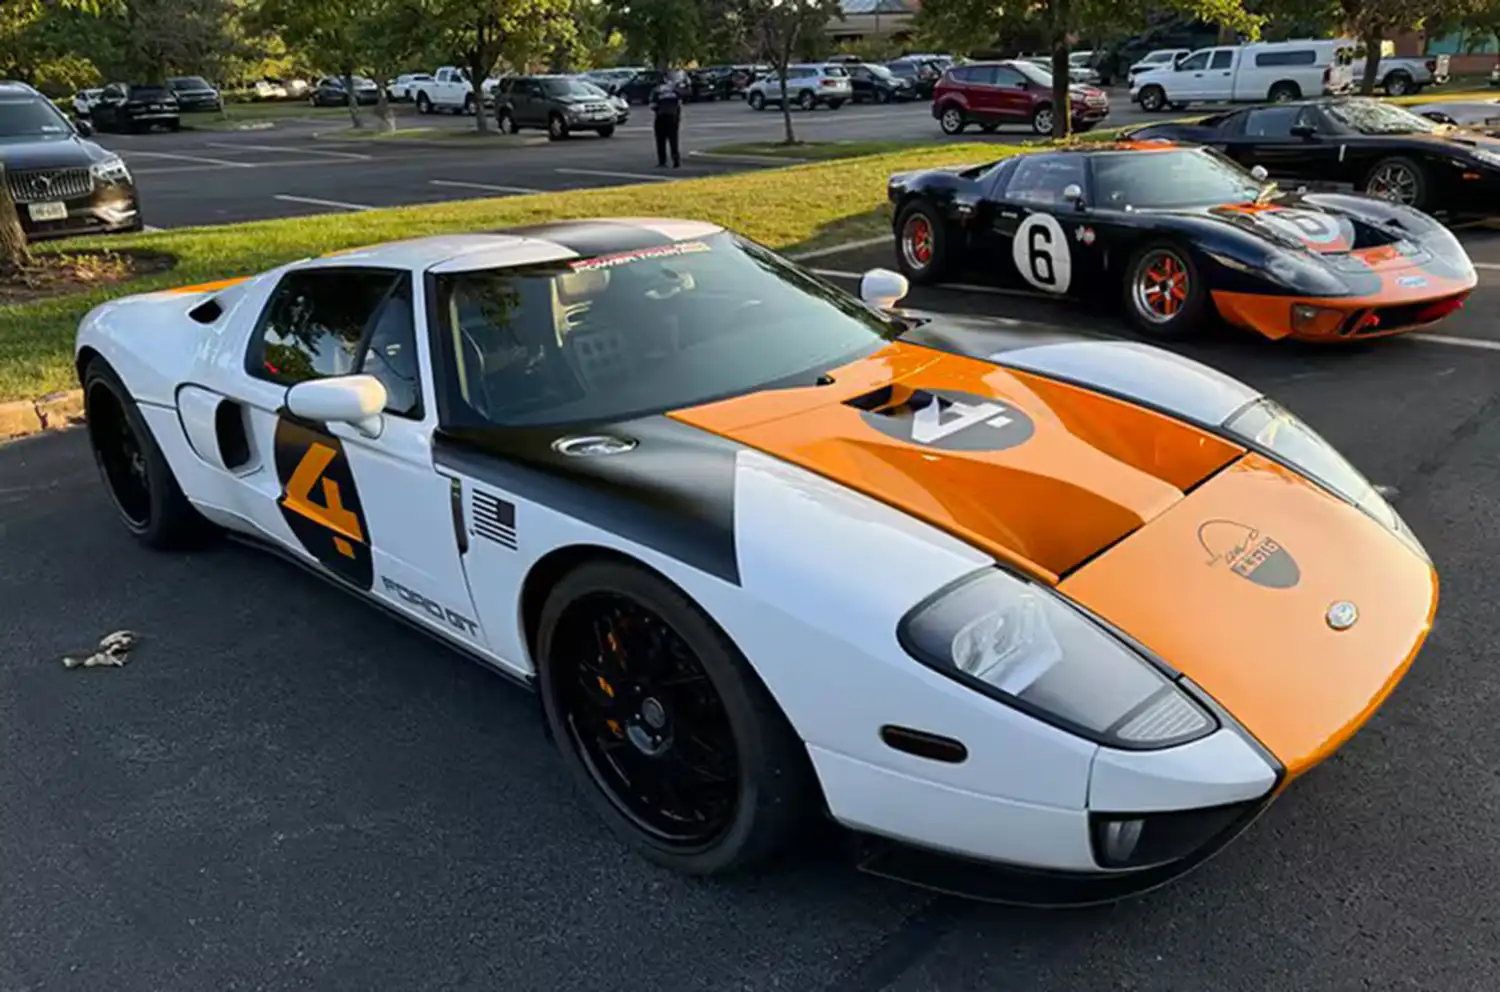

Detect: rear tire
537,559,815,876
82,357,214,550
1122,241,1208,340
748,91,765,110
1268,81,1301,102
1363,155,1428,209
798,90,817,111
497,108,518,133
1384,71,1413,96
1031,104,1054,135
894,200,949,284
548,112,568,140
1139,85,1166,112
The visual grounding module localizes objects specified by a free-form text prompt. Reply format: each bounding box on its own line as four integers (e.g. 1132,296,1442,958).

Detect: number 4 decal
1012,213,1073,294
273,416,374,590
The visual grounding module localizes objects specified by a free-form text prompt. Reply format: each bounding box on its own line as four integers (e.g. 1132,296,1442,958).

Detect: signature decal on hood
1197,519,1300,588
851,386,1036,452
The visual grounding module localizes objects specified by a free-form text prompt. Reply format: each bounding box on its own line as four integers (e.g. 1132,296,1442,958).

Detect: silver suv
745,64,853,111
495,74,620,140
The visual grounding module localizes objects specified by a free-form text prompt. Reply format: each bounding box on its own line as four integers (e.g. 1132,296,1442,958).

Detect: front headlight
91,154,130,184
1264,252,1350,296
899,569,1217,749
1224,397,1429,563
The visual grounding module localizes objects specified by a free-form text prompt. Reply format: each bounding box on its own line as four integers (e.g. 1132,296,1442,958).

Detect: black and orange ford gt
888,141,1476,341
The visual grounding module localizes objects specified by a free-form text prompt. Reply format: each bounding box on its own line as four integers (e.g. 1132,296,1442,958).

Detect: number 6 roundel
1012,213,1073,295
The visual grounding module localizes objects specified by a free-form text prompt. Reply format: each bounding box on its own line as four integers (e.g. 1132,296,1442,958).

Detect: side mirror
286,375,388,438
1062,182,1084,207
860,267,909,310
1290,123,1317,139
74,118,93,136
1250,164,1269,181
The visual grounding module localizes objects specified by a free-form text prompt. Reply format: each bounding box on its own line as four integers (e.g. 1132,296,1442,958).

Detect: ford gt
888,140,1476,342
76,218,1437,905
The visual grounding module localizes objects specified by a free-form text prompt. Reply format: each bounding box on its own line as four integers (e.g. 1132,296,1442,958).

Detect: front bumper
18,182,142,241
1212,279,1476,341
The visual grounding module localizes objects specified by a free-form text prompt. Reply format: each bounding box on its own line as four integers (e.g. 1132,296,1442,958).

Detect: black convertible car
1128,97,1500,214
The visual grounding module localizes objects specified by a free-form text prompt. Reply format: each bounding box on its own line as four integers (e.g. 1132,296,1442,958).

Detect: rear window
821,66,848,77
1254,50,1318,67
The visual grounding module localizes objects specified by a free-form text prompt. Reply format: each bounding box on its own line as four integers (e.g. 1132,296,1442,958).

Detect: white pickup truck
412,66,497,115
1350,54,1450,96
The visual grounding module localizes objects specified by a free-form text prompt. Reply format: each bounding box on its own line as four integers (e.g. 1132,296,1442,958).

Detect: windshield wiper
1254,181,1281,205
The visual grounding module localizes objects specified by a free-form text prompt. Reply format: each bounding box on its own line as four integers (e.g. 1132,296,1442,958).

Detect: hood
669,342,1244,583
1345,128,1500,158
1186,194,1424,268
1060,452,1437,779
0,134,107,170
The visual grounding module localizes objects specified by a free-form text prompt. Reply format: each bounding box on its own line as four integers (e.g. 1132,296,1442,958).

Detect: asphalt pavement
4,224,1500,991
97,96,1157,230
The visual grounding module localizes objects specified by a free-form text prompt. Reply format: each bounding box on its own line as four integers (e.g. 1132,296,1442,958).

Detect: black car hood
1164,191,1419,262
0,134,109,170
1343,129,1500,158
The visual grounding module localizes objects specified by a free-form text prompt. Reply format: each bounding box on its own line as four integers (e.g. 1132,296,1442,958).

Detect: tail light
821,78,836,87
1426,59,1437,72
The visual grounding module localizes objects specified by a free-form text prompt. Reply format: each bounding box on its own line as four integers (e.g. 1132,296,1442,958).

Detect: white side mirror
860,267,909,310
1250,164,1269,181
1062,182,1084,205
286,375,387,438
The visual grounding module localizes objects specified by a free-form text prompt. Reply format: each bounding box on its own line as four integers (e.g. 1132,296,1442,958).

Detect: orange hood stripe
671,342,1244,581
163,276,250,296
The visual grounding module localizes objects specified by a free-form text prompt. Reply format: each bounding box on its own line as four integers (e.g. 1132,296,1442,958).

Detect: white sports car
75,218,1436,904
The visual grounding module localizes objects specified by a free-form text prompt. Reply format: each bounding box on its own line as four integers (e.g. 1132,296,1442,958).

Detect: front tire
416,92,431,114
82,358,213,549
463,94,475,115
1122,241,1208,339
1031,104,1054,136
596,125,615,137
537,560,815,875
938,104,966,134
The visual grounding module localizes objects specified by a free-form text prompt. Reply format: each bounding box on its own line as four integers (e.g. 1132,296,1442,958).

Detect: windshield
0,97,73,137
1324,98,1442,135
169,76,211,89
1091,148,1265,209
543,77,604,97
434,232,900,428
867,64,895,79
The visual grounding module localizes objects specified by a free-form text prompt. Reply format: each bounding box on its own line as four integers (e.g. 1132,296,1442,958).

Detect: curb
0,389,83,441
688,150,814,165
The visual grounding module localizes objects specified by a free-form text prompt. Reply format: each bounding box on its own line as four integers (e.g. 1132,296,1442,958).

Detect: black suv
0,81,143,240
847,62,915,103
168,75,221,113
91,82,180,132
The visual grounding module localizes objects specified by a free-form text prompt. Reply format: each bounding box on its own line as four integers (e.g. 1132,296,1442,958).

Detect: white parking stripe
430,179,541,194
555,167,671,183
1408,333,1500,352
1472,262,1500,271
124,150,255,168
142,225,164,232
206,141,371,160
273,194,373,211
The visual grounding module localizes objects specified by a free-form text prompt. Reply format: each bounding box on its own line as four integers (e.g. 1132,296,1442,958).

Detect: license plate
28,201,67,222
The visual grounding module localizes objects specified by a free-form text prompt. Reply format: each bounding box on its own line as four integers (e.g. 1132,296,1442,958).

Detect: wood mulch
0,248,176,306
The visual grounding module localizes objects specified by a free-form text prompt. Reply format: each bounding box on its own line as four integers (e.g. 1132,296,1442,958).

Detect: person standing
650,70,683,168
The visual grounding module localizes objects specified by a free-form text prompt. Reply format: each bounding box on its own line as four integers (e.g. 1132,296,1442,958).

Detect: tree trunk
342,71,362,128
778,59,795,144
471,21,491,134
1050,17,1071,139
1359,28,1382,95
0,167,33,278
374,80,395,133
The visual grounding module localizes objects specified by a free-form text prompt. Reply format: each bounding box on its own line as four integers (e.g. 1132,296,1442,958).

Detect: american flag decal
472,490,517,550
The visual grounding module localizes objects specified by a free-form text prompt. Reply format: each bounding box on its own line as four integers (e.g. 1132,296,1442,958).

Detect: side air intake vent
188,298,223,324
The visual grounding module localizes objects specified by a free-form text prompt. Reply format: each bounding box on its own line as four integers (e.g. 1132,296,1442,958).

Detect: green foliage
605,0,705,66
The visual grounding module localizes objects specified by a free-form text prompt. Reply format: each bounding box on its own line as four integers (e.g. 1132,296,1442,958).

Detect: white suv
745,64,852,111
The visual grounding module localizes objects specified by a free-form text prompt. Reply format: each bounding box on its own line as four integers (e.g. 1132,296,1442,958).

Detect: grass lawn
0,142,1012,404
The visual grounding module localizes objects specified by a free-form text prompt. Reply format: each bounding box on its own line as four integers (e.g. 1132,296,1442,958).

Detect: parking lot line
206,141,372,161
555,167,671,183
124,150,256,168
1472,262,1500,271
430,179,542,194
1409,333,1500,352
272,194,373,211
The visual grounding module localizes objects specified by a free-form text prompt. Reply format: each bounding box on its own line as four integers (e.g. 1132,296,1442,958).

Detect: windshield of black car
434,233,901,428
170,77,211,89
0,97,73,136
1324,99,1442,134
1091,148,1264,208
543,78,601,97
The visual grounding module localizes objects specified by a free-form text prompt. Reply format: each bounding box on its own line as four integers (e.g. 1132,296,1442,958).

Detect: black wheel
748,91,765,111
497,108,519,133
1364,155,1428,209
167,118,181,132
548,112,568,140
1031,103,1054,135
1268,81,1300,102
894,200,948,284
463,94,475,115
82,357,213,549
1122,241,1209,339
537,560,814,875
1384,71,1413,96
937,103,966,134
596,124,615,137
798,89,816,111
1139,84,1166,112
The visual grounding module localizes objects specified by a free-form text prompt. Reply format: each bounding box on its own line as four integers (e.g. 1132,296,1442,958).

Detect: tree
1339,0,1483,93
740,0,843,144
606,0,704,67
412,0,578,133
255,0,386,128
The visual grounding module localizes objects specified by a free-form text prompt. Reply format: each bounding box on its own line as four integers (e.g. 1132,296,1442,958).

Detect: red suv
932,60,1109,137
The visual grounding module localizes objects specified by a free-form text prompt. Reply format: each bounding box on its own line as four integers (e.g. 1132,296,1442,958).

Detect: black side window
1209,50,1234,70
252,269,422,418
1242,105,1302,138
1255,50,1317,67
1003,154,1086,205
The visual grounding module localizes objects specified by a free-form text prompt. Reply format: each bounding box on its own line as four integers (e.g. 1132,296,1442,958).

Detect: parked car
0,81,142,240
745,64,853,111
386,73,434,102
887,57,944,99
1127,49,1191,88
168,75,221,113
617,69,690,105
933,59,1110,136
1130,39,1356,112
91,81,180,133
581,67,644,96
728,64,769,96
686,66,736,101
253,79,287,100
311,75,380,107
847,62,915,103
1070,51,1103,86
494,74,620,140
1349,53,1449,96
71,88,103,117
1412,98,1500,135
412,66,496,114
1095,16,1221,85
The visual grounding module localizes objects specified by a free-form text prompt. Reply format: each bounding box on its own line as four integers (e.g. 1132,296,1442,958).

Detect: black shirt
651,84,681,118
